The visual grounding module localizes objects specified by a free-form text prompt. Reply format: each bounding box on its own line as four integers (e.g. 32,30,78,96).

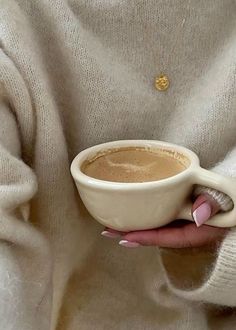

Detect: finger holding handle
192,194,221,227
191,168,236,227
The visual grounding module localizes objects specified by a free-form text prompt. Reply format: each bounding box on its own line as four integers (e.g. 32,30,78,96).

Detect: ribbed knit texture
0,1,236,329
194,186,234,211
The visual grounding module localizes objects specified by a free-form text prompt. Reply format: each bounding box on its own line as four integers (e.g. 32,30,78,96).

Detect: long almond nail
193,202,212,227
101,231,121,238
119,240,140,248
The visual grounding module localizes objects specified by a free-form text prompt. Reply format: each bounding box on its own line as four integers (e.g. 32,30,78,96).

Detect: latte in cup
81,147,190,183
71,140,236,230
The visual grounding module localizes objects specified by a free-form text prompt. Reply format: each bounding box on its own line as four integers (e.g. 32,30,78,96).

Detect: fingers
121,223,227,248
101,228,123,238
102,223,227,248
102,222,228,248
102,193,225,248
192,194,221,227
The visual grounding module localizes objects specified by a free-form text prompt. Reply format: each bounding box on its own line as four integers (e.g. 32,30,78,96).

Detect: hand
101,194,229,248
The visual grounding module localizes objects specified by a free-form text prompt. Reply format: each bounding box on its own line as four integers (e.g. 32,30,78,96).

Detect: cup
70,140,236,231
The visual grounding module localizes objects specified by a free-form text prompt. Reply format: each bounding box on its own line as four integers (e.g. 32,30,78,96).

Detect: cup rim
70,140,200,190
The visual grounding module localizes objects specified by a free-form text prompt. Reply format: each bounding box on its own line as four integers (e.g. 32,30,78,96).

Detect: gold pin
155,74,170,91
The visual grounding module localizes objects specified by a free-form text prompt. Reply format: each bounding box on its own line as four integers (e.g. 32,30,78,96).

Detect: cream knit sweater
0,1,236,329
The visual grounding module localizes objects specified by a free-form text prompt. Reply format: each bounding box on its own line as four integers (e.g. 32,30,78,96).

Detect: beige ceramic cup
71,140,236,231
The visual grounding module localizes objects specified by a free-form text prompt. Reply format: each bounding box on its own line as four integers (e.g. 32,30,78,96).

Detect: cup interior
79,144,192,183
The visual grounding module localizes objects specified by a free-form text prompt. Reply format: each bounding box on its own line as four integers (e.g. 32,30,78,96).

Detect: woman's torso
1,1,236,329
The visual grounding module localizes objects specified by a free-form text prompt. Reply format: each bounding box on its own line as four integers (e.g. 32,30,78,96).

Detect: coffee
81,147,189,183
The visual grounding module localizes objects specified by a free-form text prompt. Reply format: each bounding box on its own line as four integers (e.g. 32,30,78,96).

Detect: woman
0,0,235,329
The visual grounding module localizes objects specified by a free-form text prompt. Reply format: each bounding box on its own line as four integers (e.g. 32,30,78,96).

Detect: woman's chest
39,0,236,163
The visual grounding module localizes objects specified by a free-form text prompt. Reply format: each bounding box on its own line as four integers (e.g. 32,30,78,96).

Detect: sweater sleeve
193,148,236,211
0,102,51,329
160,147,236,306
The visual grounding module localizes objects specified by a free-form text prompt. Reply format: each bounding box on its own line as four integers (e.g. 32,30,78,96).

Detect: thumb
192,194,221,227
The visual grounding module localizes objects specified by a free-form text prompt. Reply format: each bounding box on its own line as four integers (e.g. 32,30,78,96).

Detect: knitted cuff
193,186,233,212
160,228,236,306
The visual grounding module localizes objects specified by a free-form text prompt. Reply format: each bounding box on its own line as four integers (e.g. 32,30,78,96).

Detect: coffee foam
81,147,190,183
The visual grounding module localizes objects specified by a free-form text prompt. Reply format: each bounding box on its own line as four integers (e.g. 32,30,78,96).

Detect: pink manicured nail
101,230,121,238
119,240,140,248
192,202,212,227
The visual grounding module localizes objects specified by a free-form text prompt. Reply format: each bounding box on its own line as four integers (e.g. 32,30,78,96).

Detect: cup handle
178,167,236,227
